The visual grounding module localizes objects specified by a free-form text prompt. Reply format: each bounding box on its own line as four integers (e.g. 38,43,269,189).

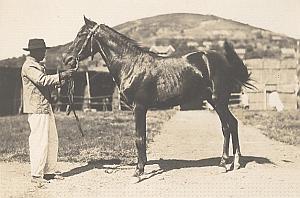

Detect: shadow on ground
61,159,122,177
61,156,273,181
136,155,274,182
149,155,274,170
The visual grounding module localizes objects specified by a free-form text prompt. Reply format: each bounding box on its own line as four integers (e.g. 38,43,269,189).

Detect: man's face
30,48,46,62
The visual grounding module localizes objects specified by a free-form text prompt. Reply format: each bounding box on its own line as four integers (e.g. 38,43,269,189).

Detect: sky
0,0,299,60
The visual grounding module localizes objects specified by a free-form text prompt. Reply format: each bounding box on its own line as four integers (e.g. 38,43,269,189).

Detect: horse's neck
95,30,144,87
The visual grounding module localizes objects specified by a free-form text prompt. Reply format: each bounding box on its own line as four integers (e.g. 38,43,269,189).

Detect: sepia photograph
0,0,300,197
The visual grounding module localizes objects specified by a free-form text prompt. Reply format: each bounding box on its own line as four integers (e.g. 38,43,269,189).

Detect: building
281,48,296,58
244,58,298,110
149,45,175,57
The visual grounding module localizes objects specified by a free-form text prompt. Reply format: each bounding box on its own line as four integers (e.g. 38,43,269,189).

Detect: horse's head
62,16,100,68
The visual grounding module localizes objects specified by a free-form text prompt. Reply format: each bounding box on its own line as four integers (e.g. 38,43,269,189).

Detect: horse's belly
156,75,203,103
156,74,183,102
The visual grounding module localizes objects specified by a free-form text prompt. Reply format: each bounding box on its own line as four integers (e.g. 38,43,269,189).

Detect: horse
62,16,253,177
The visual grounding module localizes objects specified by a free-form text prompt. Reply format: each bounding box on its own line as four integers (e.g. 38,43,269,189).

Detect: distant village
149,34,299,60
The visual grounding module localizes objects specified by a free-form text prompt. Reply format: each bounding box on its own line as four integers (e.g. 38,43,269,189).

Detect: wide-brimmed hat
23,39,50,51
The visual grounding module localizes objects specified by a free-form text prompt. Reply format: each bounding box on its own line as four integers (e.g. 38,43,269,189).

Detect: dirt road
1,110,300,198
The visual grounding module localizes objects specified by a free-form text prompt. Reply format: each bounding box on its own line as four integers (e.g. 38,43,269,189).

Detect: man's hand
59,69,76,80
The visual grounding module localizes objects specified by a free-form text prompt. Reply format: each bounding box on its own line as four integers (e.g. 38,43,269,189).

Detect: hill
0,13,297,70
115,13,269,44
114,13,296,57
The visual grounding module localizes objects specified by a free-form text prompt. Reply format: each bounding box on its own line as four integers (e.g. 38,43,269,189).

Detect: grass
232,108,300,146
0,110,175,164
2,108,299,164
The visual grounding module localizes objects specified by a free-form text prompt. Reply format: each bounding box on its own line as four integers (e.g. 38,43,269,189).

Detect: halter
76,24,100,65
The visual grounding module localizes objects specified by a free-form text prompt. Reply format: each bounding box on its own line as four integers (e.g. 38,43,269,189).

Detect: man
21,38,74,186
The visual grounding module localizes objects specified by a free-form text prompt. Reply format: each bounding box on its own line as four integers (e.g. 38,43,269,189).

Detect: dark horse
63,17,253,177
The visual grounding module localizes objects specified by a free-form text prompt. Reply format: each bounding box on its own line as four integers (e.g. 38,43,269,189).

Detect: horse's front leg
133,103,147,177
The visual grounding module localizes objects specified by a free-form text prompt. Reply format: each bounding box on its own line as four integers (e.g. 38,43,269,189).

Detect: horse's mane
100,24,157,56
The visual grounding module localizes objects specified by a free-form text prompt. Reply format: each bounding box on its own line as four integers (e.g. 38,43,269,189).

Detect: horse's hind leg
216,104,242,170
208,99,230,170
133,103,147,177
228,111,241,170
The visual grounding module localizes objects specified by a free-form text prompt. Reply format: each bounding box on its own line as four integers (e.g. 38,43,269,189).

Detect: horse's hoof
219,162,226,168
130,175,141,184
217,165,227,173
131,169,145,184
218,162,228,173
132,169,144,177
233,155,241,170
233,162,241,170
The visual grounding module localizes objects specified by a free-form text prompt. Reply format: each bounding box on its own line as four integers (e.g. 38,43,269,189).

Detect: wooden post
263,85,267,110
85,71,91,110
18,86,23,114
56,68,61,112
112,86,121,111
118,90,121,110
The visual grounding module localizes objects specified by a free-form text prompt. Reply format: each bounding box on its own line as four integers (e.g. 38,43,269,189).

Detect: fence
246,87,297,110
229,93,243,105
53,95,113,112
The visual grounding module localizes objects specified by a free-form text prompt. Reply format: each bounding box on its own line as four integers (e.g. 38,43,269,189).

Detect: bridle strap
77,24,100,62
93,38,109,65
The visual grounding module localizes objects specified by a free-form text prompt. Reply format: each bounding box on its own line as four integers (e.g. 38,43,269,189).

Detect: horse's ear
84,16,97,28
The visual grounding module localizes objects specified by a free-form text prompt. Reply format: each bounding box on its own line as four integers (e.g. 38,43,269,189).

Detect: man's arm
23,65,60,87
23,65,74,87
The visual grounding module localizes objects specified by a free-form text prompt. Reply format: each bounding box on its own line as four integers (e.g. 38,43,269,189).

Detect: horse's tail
223,40,255,89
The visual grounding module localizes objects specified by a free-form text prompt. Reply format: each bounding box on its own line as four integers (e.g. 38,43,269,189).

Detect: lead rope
64,27,98,138
66,58,84,137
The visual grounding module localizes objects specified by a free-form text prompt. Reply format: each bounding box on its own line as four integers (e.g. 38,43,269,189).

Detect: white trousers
28,108,58,177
